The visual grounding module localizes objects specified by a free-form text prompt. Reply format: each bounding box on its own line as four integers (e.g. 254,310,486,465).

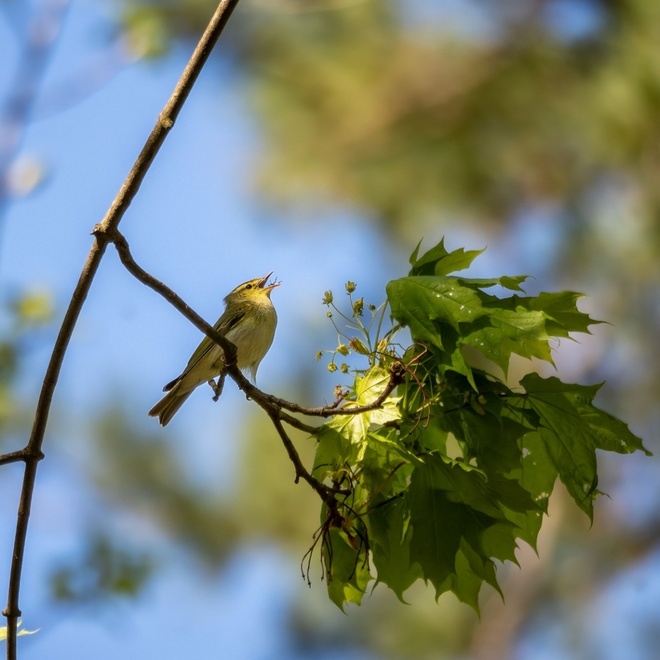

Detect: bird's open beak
259,272,281,291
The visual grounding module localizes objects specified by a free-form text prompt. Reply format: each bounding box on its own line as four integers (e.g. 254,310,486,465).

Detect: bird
149,272,280,426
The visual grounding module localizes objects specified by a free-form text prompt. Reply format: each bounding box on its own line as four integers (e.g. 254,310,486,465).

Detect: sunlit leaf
0,621,39,641
387,276,485,350
326,367,400,451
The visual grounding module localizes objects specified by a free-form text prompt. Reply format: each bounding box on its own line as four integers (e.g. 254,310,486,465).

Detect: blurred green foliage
50,532,154,603
108,0,660,653
92,409,241,566
0,290,53,435
119,1,660,243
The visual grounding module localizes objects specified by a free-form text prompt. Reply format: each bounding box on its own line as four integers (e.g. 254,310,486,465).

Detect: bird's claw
209,373,226,401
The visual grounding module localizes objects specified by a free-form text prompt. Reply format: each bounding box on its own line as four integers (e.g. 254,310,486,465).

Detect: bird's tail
148,382,192,426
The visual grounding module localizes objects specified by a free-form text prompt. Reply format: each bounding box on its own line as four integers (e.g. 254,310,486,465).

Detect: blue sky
1,2,657,659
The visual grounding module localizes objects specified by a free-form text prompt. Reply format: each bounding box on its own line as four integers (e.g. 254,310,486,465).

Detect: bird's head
224,272,281,305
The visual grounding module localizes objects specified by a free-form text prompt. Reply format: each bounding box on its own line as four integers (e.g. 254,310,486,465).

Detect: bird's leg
209,373,226,401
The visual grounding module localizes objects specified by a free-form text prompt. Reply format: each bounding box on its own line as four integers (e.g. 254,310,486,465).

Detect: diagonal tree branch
108,230,238,365
1,2,242,657
259,368,404,418
108,233,340,492
107,230,401,515
110,230,403,425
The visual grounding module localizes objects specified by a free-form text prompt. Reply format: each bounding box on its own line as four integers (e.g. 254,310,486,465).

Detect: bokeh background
1,0,659,658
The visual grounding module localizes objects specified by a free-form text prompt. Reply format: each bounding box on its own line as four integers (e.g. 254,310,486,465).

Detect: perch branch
108,231,238,365
110,231,402,428
259,364,404,418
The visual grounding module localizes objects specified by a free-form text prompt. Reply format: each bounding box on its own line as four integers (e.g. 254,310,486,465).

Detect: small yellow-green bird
149,272,280,426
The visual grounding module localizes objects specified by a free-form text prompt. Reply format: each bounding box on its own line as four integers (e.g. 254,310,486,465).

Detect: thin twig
2,2,242,656
261,364,405,418
0,450,37,467
278,411,317,434
3,241,105,658
265,412,338,510
109,231,237,364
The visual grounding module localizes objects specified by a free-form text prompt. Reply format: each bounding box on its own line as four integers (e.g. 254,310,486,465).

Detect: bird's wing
163,309,246,391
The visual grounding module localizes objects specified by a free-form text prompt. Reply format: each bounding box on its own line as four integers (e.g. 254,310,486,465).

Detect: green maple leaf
435,388,548,550
406,454,529,607
527,291,601,336
463,306,555,372
452,540,501,611
312,426,352,482
387,276,485,351
438,384,522,464
408,482,469,592
516,374,650,519
312,238,649,611
409,238,485,276
368,497,420,602
390,240,601,387
467,290,599,370
325,367,401,463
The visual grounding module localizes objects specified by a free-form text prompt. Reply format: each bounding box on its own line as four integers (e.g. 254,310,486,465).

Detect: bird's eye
245,284,253,289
